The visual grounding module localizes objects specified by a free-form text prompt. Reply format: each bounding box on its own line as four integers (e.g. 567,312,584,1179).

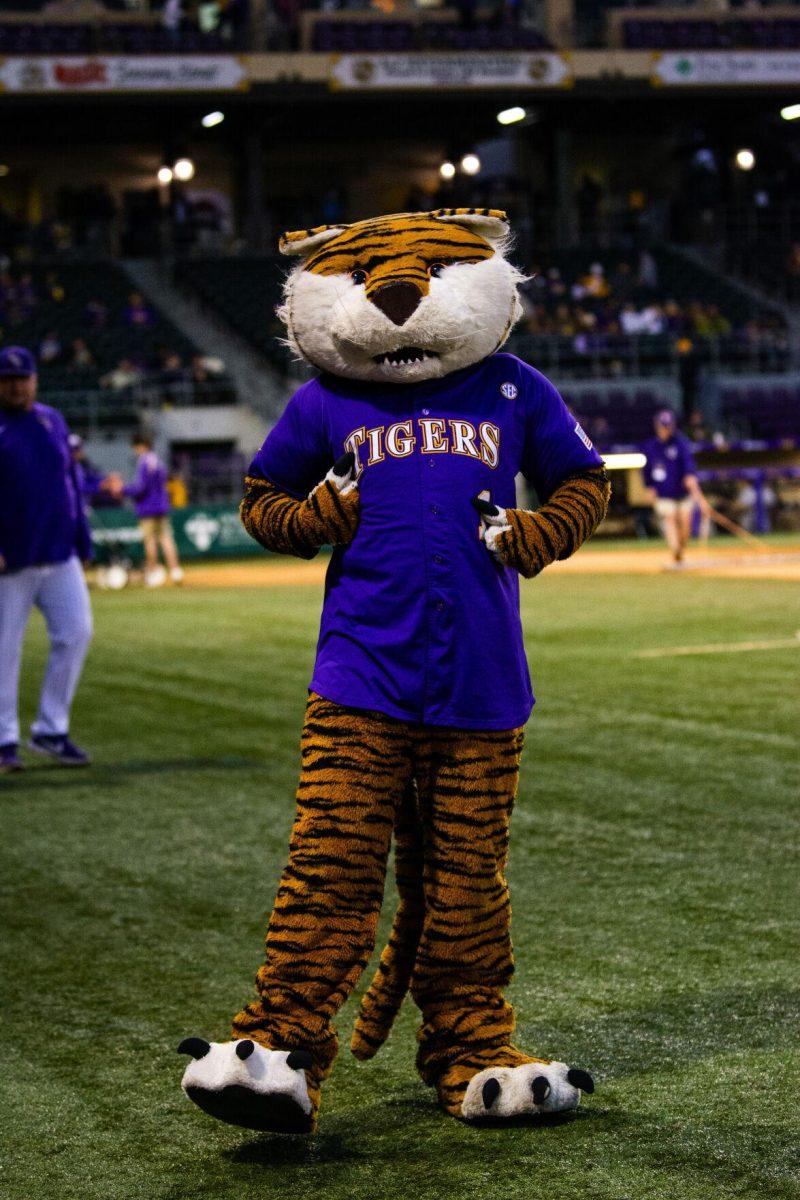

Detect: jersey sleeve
124,458,148,501
680,438,698,478
59,414,93,561
247,382,331,500
519,366,604,500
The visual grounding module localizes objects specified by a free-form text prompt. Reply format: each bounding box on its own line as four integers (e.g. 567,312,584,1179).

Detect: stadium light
461,153,481,175
0,165,9,177
157,166,173,185
439,161,456,180
497,106,526,126
602,452,647,470
735,148,756,171
202,110,225,128
780,103,800,121
173,157,196,182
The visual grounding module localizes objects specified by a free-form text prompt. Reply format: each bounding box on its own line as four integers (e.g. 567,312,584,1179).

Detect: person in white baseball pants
0,345,94,772
0,557,93,755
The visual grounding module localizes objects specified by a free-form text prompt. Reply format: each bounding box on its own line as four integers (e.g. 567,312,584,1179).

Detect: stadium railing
506,331,794,381
42,377,237,438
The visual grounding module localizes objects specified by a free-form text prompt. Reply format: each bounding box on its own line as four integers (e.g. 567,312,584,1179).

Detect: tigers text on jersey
250,353,603,730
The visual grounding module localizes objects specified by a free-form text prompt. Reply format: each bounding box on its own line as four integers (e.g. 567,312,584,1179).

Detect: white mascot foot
461,1061,594,1121
178,1038,314,1133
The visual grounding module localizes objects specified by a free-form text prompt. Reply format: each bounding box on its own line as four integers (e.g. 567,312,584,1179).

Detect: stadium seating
528,245,777,328
310,20,551,52
174,256,291,370
0,22,243,54
621,17,800,50
720,382,800,441
0,261,197,390
560,385,663,447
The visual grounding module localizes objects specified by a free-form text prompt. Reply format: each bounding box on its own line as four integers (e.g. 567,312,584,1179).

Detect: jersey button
422,408,430,416
433,554,444,564
430,504,440,515
436,600,445,611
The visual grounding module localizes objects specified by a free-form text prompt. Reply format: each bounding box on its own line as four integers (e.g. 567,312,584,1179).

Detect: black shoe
28,734,91,767
0,743,24,774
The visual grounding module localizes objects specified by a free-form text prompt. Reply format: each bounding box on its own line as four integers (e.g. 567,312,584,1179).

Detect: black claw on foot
482,1078,502,1110
472,496,501,518
333,451,355,478
286,1049,314,1072
177,1037,211,1059
531,1076,551,1105
567,1067,595,1094
235,1039,255,1061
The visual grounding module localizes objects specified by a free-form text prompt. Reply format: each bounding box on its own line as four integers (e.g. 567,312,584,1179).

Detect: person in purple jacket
642,409,710,566
0,346,93,772
123,433,183,586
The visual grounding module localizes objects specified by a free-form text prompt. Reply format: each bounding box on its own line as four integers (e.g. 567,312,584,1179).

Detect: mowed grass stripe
1,570,798,1200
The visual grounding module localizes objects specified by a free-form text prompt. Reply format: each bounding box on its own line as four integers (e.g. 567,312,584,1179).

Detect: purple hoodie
125,450,170,517
0,402,93,570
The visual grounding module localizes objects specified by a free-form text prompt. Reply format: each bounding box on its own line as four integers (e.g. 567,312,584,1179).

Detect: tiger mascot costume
178,209,610,1132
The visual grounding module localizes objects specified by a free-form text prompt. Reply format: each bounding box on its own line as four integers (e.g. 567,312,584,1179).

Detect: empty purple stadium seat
622,15,800,51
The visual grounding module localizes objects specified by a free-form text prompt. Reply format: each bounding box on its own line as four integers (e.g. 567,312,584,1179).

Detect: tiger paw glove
473,468,611,579
241,451,360,559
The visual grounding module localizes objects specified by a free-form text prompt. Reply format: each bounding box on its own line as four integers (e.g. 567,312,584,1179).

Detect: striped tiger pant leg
231,693,414,1117
350,779,426,1060
409,726,541,1116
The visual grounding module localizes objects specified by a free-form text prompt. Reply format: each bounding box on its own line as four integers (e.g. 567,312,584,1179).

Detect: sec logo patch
500,382,518,400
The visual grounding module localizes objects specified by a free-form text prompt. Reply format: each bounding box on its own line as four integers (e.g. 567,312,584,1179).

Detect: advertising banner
329,52,573,90
651,51,800,87
0,55,248,93
91,504,260,562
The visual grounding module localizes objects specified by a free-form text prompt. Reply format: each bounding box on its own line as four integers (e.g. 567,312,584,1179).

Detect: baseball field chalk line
634,633,800,658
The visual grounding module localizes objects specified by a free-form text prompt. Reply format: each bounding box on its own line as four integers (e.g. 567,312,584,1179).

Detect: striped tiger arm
240,467,360,560
482,467,610,579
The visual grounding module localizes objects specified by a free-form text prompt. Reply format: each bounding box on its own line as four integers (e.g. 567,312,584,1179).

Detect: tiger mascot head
278,208,524,384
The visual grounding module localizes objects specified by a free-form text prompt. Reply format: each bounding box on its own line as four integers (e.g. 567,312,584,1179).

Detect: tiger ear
429,207,510,247
279,224,350,257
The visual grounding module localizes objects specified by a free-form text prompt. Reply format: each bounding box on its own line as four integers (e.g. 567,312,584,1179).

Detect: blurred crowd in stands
519,253,788,354
97,350,230,396
0,262,230,400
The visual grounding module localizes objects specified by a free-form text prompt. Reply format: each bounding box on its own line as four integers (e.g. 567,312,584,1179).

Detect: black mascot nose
370,281,423,326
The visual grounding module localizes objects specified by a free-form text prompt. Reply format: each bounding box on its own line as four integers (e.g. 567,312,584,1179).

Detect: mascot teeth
375,347,436,367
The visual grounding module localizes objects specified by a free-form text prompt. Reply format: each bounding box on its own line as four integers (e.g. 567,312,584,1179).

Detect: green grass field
2,559,799,1200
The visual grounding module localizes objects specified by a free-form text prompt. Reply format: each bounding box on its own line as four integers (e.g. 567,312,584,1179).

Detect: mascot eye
351,269,367,285
429,263,446,278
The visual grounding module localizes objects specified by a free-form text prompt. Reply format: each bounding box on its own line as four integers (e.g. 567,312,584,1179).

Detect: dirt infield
186,542,800,588
557,545,800,581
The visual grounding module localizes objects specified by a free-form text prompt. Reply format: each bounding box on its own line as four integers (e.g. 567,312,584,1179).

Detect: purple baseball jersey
125,451,170,518
641,433,697,500
250,352,603,730
0,402,92,571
